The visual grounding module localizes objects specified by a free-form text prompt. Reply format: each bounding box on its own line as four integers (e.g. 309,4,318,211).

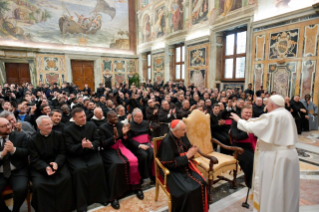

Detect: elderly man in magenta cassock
29,115,74,212
230,95,300,212
63,108,108,212
99,111,144,210
157,120,208,212
127,108,154,186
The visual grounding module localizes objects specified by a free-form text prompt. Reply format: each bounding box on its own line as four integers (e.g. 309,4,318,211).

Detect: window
223,28,247,81
146,52,152,81
174,44,185,81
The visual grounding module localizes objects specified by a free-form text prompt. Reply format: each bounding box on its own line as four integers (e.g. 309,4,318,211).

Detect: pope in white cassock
230,95,300,212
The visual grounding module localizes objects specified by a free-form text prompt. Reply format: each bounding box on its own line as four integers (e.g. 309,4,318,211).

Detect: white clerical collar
40,131,50,137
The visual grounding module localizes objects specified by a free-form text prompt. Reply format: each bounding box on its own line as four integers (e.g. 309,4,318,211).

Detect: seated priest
146,99,160,137
127,108,154,187
301,94,318,130
91,107,107,128
49,109,66,133
210,103,232,155
157,120,208,212
158,100,176,136
28,115,74,212
63,108,108,211
176,100,196,119
0,118,29,212
290,95,309,134
99,111,144,210
231,106,256,188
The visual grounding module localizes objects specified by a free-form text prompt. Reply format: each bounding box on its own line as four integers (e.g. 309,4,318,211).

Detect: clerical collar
40,131,51,137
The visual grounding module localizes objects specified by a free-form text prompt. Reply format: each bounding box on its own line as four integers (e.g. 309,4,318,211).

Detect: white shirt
0,135,17,172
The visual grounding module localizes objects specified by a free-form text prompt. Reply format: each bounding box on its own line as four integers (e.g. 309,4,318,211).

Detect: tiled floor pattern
298,130,319,147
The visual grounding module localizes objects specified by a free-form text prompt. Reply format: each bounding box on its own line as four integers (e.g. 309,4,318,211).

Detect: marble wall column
209,31,223,88
0,62,6,85
28,59,37,86
165,45,175,82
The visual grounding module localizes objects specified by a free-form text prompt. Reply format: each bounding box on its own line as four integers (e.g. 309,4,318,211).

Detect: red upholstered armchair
153,134,217,212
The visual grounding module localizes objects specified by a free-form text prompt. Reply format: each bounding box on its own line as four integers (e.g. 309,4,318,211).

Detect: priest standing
230,95,300,212
63,108,108,212
29,115,74,212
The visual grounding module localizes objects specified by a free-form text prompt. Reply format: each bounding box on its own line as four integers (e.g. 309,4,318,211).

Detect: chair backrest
183,109,214,156
153,135,167,177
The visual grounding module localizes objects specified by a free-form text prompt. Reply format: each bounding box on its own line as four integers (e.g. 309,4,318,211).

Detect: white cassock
237,107,300,212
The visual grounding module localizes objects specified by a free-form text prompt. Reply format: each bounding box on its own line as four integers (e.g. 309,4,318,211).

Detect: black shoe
101,202,109,206
136,190,144,200
111,199,120,209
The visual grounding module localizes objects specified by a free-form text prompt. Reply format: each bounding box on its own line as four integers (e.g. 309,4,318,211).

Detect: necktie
2,138,11,178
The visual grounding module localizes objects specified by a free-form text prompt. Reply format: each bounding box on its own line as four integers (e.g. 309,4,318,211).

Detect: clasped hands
46,162,58,176
82,137,93,149
0,140,15,157
186,145,198,159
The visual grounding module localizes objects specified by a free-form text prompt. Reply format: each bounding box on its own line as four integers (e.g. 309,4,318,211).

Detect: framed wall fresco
189,69,206,90
36,54,67,85
154,5,166,38
267,63,297,98
300,60,316,99
253,64,264,93
187,43,209,87
218,0,242,16
100,58,138,86
223,83,244,91
169,0,184,33
191,0,208,25
153,55,165,72
269,29,299,59
303,24,319,57
255,34,266,61
0,0,137,52
102,59,113,72
189,47,207,67
153,72,164,84
251,17,319,105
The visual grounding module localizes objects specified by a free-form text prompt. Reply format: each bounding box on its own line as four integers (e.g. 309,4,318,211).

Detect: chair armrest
192,158,201,166
155,158,170,187
211,138,244,154
197,149,219,164
155,158,170,175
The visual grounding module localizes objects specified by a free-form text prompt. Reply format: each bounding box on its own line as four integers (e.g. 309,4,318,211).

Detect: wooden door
71,60,95,91
5,63,31,85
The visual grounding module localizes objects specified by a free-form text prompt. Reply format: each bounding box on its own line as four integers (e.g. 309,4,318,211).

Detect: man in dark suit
0,117,29,212
82,84,91,96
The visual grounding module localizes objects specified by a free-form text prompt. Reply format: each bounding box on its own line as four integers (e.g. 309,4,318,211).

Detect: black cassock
52,122,66,133
127,120,153,180
157,132,208,212
63,122,108,211
99,122,141,201
290,99,309,134
28,131,74,212
158,108,175,136
230,121,255,188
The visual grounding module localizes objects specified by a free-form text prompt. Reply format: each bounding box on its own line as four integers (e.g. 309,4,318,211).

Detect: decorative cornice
252,6,316,30
185,35,210,46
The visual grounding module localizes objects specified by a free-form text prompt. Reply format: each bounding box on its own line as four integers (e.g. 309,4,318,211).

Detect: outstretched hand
230,112,240,122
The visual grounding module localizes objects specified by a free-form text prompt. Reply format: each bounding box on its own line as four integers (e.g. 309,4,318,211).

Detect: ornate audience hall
1,0,319,212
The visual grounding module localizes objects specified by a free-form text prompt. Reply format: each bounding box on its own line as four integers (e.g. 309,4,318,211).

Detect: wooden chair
183,109,244,190
1,184,31,212
153,134,217,211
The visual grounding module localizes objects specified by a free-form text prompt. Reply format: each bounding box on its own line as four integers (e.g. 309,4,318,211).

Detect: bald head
94,107,104,120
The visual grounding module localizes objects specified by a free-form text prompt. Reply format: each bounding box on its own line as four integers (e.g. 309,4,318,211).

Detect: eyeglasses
0,123,12,128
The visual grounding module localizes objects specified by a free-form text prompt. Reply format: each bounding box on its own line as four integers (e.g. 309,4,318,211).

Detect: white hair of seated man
36,115,51,126
132,108,143,117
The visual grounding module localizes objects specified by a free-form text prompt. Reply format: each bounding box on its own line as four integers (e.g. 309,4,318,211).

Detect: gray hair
36,115,51,126
0,111,14,119
132,108,142,117
182,100,189,105
116,105,124,112
161,100,168,105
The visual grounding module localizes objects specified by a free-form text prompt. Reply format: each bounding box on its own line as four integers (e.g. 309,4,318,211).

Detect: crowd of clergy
0,80,317,212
